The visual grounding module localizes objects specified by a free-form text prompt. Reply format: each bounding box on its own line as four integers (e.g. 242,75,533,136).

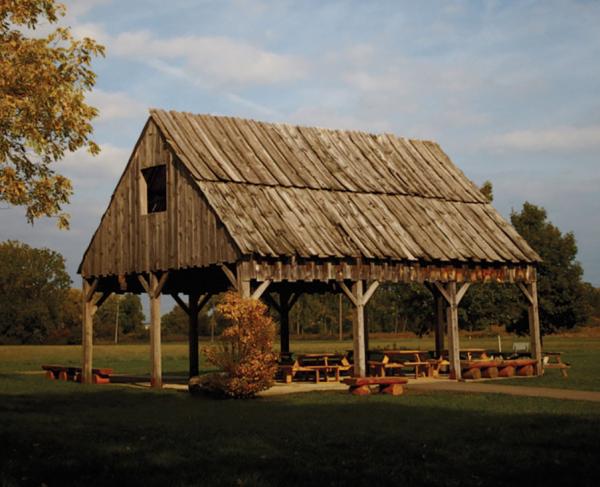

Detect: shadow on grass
1,374,600,487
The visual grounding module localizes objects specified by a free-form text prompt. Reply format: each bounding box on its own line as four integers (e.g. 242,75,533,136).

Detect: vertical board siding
80,120,240,278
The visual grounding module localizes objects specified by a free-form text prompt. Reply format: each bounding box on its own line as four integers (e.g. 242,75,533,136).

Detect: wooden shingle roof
151,109,540,264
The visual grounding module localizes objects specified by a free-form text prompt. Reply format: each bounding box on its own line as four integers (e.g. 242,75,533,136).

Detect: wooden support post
237,262,251,298
82,280,112,385
520,280,543,375
364,301,370,357
82,279,96,385
434,281,469,380
435,290,445,358
140,272,168,389
340,280,379,378
338,293,343,341
352,280,366,378
446,282,461,380
280,289,290,354
188,291,199,378
149,273,162,388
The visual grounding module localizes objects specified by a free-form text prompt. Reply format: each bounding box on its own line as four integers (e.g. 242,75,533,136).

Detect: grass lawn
1,338,600,486
3,335,598,390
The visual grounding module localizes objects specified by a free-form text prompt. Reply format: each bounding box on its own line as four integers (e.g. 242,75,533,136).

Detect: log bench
342,377,408,396
461,359,538,379
461,360,504,380
500,359,537,377
42,365,113,384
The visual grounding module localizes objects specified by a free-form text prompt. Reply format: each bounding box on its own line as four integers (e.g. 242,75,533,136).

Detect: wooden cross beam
84,278,99,303
251,280,272,300
339,280,380,307
138,272,169,299
220,264,238,290
517,282,534,305
433,282,471,306
171,292,212,316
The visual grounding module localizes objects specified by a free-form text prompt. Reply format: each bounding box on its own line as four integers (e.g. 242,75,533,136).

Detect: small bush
201,292,277,398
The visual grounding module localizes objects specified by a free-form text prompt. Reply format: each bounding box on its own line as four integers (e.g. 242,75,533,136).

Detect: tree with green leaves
94,294,145,340
0,1,104,227
509,202,589,333
0,240,71,343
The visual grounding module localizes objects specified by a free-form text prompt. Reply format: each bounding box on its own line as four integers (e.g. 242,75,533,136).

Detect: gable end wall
80,119,240,278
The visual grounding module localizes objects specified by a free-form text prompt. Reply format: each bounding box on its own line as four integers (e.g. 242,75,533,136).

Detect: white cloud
111,31,308,86
483,125,600,151
88,89,148,121
56,144,130,188
64,0,112,18
70,21,110,45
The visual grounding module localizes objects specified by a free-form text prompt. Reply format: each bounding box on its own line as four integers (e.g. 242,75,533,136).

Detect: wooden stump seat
342,377,408,396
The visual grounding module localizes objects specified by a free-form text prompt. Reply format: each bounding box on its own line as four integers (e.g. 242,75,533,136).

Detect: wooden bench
342,377,408,396
42,365,113,384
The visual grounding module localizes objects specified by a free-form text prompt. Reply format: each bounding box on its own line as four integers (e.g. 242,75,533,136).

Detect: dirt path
409,381,600,402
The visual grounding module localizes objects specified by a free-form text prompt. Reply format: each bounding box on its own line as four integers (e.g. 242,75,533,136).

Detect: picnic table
278,353,351,383
368,350,438,379
543,351,571,377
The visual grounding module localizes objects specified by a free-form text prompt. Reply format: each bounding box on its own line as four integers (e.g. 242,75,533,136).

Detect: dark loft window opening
142,165,167,213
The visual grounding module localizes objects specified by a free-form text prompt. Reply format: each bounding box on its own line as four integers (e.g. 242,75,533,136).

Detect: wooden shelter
78,109,542,387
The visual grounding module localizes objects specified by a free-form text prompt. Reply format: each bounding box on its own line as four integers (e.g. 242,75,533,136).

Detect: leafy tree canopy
510,202,588,333
0,1,104,227
0,239,71,343
94,294,145,340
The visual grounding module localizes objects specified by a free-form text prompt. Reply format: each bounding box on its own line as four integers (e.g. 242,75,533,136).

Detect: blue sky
2,0,599,287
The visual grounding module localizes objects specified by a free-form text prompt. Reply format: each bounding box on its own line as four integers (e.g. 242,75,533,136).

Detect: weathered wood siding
80,120,240,278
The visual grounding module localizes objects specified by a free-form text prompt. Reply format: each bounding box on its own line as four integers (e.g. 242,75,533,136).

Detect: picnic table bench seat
42,365,113,384
343,377,408,396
